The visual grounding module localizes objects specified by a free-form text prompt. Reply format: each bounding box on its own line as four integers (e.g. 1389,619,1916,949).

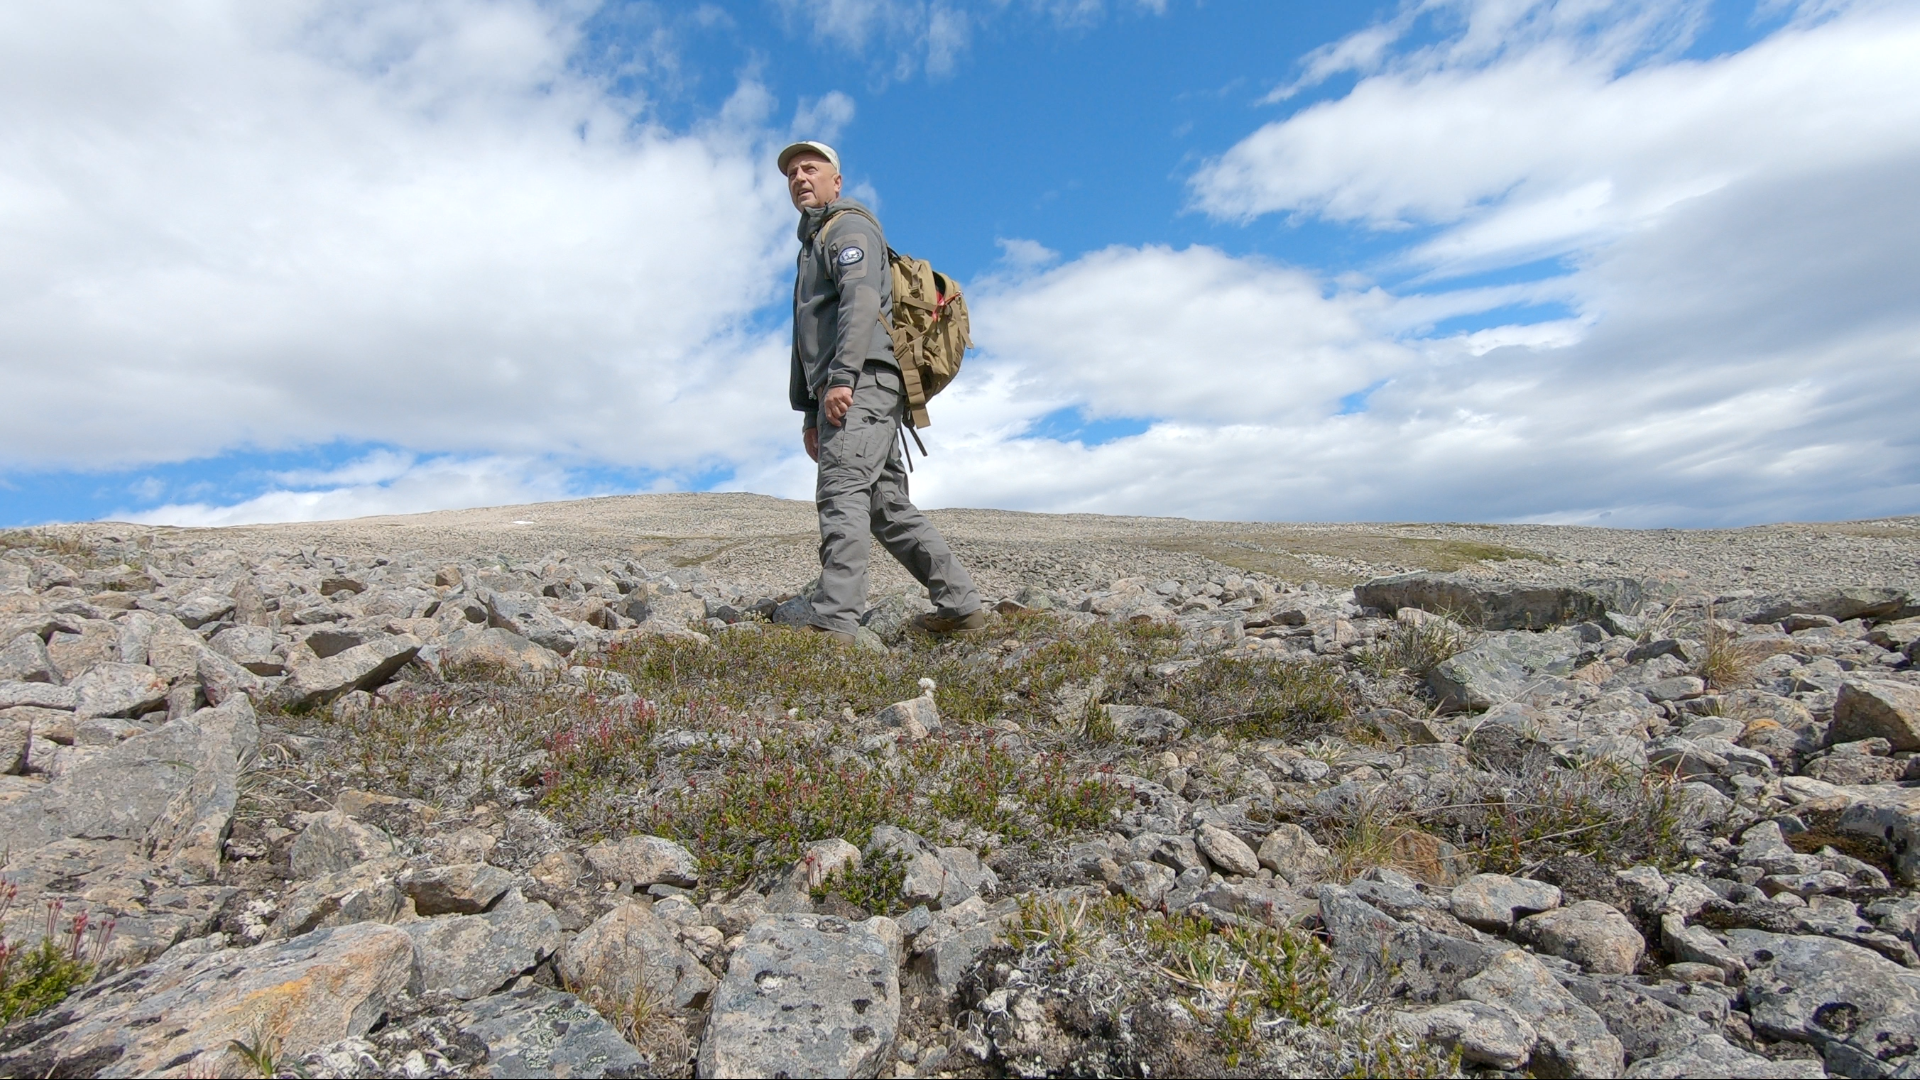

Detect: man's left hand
822,385,853,426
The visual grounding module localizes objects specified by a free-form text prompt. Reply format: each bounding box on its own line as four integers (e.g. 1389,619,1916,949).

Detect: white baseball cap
777,140,840,176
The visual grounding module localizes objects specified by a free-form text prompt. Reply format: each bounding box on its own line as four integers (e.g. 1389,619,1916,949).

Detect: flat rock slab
1355,572,1618,630
1727,928,1920,1077
405,890,563,1001
698,913,901,1080
1429,628,1587,713
0,697,258,857
0,922,415,1078
461,985,649,1079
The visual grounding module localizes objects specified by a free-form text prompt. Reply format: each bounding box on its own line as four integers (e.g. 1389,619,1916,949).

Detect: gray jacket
791,198,895,429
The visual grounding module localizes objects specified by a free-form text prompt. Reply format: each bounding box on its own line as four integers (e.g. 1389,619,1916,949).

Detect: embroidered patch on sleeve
836,246,864,266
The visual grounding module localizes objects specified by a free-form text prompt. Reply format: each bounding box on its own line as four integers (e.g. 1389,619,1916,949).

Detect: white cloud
792,91,857,142
900,0,1920,526
772,0,1165,79
118,453,579,527
0,0,798,474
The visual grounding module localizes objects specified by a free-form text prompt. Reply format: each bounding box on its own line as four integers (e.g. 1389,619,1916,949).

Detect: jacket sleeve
790,340,817,430
823,215,886,392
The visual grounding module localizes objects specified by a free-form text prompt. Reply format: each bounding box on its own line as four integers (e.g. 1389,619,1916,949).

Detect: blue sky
3,0,1917,528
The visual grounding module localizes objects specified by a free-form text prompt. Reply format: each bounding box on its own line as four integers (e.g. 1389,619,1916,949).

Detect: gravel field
50,493,1920,601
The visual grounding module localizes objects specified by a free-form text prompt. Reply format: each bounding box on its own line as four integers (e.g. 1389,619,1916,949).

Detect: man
780,139,985,644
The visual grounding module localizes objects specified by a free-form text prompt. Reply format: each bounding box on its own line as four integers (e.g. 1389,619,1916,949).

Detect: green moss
0,938,94,1025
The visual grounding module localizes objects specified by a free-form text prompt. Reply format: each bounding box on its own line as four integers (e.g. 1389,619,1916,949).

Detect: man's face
786,153,841,210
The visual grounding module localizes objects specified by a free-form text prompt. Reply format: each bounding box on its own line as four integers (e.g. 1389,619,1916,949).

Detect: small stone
1119,860,1176,909
876,694,941,736
1451,874,1563,932
1102,704,1189,744
584,833,700,887
1256,823,1330,881
1515,900,1645,975
403,862,515,916
1194,822,1260,877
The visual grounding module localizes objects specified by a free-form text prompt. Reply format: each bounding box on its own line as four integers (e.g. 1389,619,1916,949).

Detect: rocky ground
0,496,1917,1079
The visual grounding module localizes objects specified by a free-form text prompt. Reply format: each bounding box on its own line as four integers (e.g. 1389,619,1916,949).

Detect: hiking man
780,139,985,644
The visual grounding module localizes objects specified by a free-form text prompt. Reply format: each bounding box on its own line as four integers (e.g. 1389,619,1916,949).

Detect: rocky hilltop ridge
0,498,1917,1079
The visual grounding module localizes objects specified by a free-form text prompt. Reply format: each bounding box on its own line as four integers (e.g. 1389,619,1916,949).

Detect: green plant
1696,611,1756,690
1011,893,1105,970
0,892,111,1025
1148,656,1354,741
1357,616,1474,681
812,849,908,914
225,1014,288,1078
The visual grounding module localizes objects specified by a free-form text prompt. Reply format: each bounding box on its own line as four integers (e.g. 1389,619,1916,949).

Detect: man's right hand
804,426,819,462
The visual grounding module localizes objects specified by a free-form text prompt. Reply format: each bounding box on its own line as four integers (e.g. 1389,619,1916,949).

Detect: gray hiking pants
811,362,981,634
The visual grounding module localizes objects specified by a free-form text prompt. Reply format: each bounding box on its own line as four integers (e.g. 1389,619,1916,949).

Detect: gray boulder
402,862,515,916
0,680,78,709
1393,1000,1537,1070
0,922,415,1078
1831,679,1920,752
0,632,58,683
1429,629,1587,712
1623,1034,1827,1078
70,662,169,718
1194,822,1260,877
460,985,650,1079
207,624,284,675
270,857,409,939
438,626,565,673
1748,587,1908,624
1256,823,1330,883
557,899,717,1013
281,634,421,709
1355,572,1613,629
0,697,258,859
1459,948,1625,1078
1450,873,1562,932
405,889,563,1000
290,809,400,878
1515,900,1645,975
698,913,902,1080
483,590,581,654
1836,786,1920,884
584,833,699,887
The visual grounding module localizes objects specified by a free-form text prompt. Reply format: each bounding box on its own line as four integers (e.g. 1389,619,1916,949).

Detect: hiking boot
911,609,987,636
809,624,857,646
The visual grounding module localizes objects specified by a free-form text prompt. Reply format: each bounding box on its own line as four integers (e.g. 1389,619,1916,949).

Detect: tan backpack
822,209,971,429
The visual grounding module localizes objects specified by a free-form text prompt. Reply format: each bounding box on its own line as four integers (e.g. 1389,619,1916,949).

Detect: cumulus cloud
910,0,1920,526
0,0,797,474
119,452,581,527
